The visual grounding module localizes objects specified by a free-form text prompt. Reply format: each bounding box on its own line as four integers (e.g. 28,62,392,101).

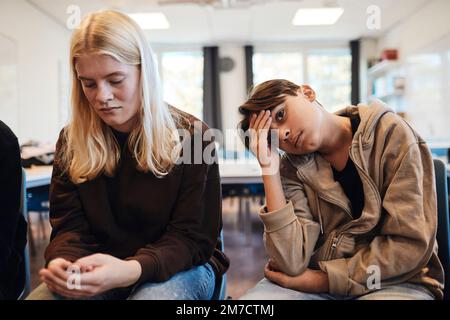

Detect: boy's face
269,85,325,155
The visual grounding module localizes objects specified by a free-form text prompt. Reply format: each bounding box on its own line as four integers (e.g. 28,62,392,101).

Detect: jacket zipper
321,151,383,260
330,236,340,258
324,233,341,260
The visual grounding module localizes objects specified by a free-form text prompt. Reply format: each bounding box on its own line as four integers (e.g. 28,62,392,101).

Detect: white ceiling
27,0,430,45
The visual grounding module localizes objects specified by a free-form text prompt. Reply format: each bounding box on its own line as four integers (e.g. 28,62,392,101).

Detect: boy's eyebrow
271,104,284,114
78,71,126,81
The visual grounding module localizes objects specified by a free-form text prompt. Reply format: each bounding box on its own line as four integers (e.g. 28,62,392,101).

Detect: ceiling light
292,8,344,26
128,13,170,30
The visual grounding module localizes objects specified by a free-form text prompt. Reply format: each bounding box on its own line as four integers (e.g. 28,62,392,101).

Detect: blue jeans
239,278,435,300
26,263,215,300
129,263,215,300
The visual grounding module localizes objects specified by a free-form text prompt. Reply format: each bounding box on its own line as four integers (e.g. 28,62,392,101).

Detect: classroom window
160,51,204,120
253,52,303,86
406,53,444,138
307,49,351,112
253,47,351,112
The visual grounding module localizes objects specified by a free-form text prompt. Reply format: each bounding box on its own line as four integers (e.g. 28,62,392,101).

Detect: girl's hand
40,254,141,298
70,254,142,297
40,257,94,298
248,110,280,175
39,258,72,296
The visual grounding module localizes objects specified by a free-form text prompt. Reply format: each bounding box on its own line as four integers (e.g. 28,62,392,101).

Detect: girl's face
268,86,325,155
75,54,141,133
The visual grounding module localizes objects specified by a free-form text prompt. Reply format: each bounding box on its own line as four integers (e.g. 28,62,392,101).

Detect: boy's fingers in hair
252,111,263,129
253,110,268,129
249,112,257,128
263,115,272,130
259,115,272,143
260,110,271,128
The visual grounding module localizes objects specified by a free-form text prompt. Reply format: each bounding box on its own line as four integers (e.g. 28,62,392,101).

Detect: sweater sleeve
44,130,100,264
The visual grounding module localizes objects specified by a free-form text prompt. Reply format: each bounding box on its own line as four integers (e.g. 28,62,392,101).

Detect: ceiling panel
27,0,430,44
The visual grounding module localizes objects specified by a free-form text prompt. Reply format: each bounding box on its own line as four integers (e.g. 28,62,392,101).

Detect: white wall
377,0,450,59
376,0,450,140
0,0,70,144
0,33,19,133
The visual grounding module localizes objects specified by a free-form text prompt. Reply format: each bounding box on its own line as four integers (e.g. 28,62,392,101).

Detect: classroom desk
25,165,53,189
22,163,450,184
22,162,450,195
219,159,263,184
23,162,265,187
219,160,264,245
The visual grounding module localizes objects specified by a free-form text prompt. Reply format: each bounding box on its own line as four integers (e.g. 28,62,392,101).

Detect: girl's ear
299,85,316,102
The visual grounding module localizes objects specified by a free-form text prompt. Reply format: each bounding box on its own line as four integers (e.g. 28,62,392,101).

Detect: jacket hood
335,99,394,148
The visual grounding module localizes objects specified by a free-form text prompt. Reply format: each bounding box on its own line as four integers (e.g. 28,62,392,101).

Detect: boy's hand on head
249,110,280,175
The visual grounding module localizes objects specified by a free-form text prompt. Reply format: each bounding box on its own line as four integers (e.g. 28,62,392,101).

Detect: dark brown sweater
45,107,229,285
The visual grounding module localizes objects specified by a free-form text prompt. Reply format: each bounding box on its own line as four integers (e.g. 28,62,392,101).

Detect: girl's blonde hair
62,10,182,184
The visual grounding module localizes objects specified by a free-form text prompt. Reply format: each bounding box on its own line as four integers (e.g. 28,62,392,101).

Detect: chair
434,159,450,300
17,168,31,300
26,185,50,256
211,230,227,300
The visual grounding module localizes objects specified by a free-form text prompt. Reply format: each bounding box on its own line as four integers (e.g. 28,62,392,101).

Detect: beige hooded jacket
259,100,444,299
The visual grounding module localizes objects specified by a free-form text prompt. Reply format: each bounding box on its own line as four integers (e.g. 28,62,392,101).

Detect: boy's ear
299,85,316,102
